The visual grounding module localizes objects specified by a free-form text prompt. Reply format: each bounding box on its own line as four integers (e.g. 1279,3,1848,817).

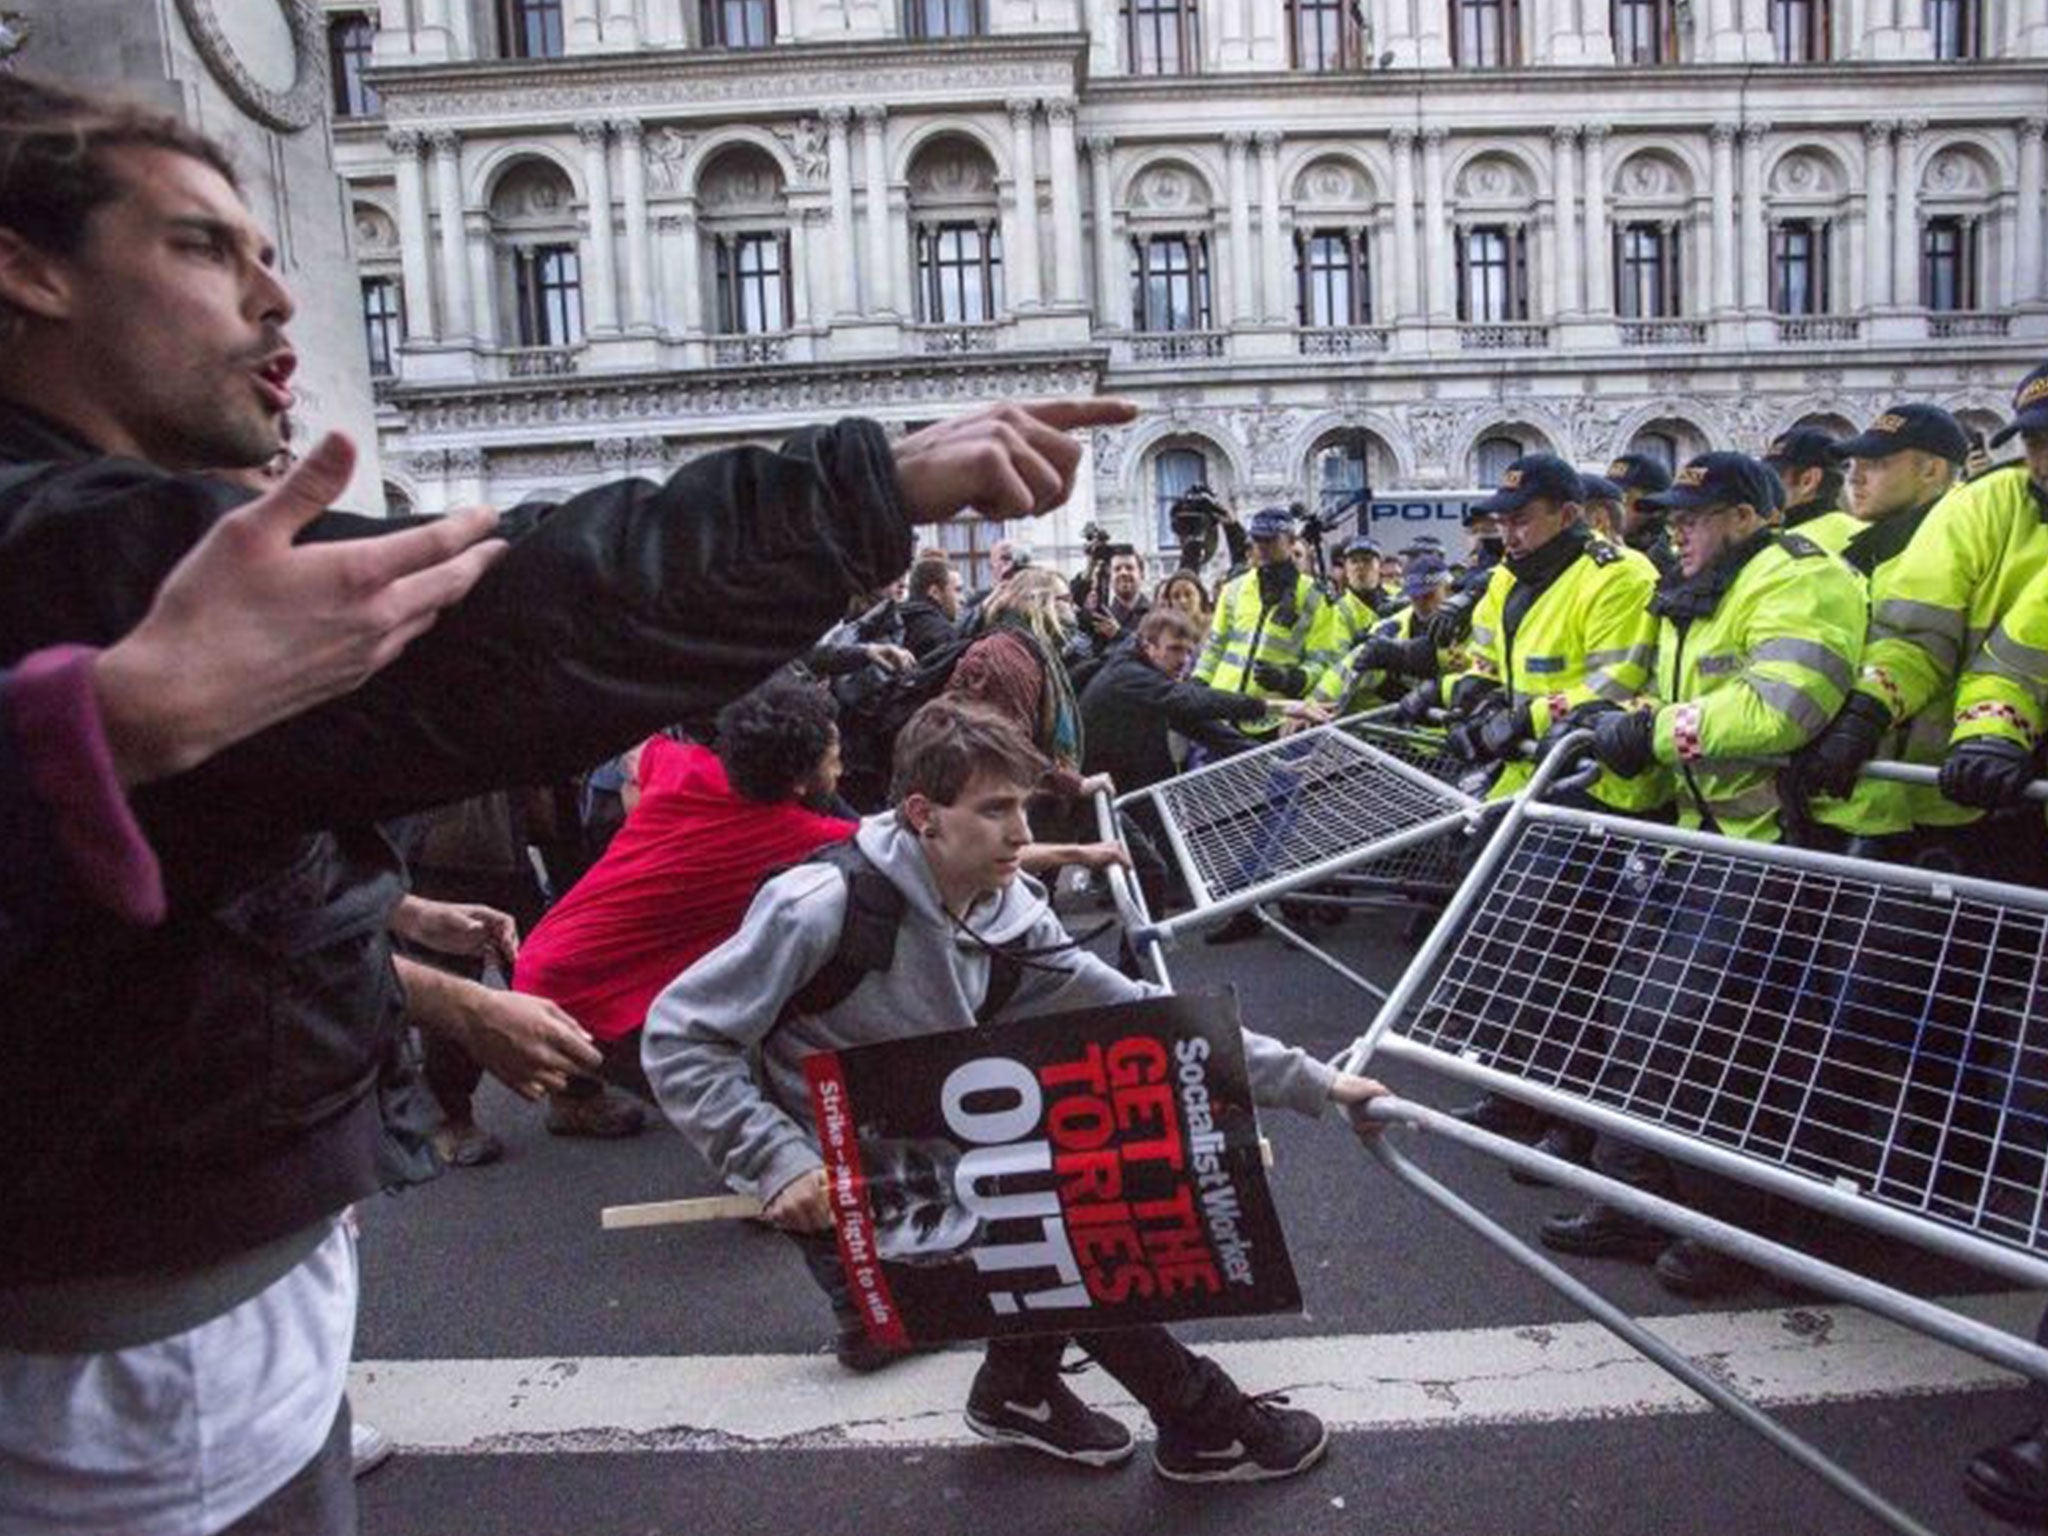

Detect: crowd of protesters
8,63,2048,1536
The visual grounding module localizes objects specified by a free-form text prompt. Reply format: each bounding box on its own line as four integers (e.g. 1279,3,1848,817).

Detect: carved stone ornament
1130,165,1201,211
645,128,695,195
781,119,829,188
1770,150,1839,199
1295,158,1372,209
352,203,399,253
1617,152,1686,201
1455,155,1530,205
172,0,326,133
909,141,998,202
1925,148,1988,195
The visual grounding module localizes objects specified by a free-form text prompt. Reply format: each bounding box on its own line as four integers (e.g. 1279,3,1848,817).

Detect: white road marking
349,1291,2040,1456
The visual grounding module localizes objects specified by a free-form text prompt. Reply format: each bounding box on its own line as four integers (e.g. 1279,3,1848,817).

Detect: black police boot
1653,1239,1765,1300
1509,1122,1596,1186
1538,1203,1669,1262
1450,1092,1548,1141
1965,1421,2048,1527
1203,910,1265,946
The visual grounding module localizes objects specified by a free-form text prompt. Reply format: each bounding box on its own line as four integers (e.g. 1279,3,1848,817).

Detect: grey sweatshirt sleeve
641,867,845,1205
1000,916,1338,1120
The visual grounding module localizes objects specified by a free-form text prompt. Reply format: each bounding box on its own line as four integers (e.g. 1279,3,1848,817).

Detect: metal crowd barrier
1096,734,2048,1536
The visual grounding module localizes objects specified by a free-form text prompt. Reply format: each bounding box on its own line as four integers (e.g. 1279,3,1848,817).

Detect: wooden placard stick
599,1138,1275,1231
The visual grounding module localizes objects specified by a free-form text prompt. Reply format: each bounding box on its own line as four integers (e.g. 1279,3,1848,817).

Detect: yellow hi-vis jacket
1850,466,2048,829
1649,532,1866,843
1780,502,1860,556
1434,531,1661,809
1192,566,1345,731
1954,553,2048,752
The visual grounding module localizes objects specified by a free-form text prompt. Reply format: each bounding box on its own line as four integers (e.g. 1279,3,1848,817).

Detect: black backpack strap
974,951,1025,1026
778,841,902,1023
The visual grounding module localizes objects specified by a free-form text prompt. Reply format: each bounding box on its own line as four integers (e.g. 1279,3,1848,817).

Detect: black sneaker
964,1375,1135,1467
834,1328,939,1375
1153,1392,1330,1484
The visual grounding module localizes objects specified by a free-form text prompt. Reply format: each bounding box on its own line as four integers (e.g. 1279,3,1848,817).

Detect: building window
1450,0,1519,67
1926,0,1980,59
1130,234,1213,332
703,0,774,46
1455,225,1528,322
497,0,564,58
1123,0,1200,76
930,516,1018,590
1313,434,1375,526
714,232,792,333
1296,229,1372,327
1769,0,1828,59
328,15,379,117
906,0,982,35
1288,0,1363,69
1630,430,1681,475
1611,0,1675,63
915,221,1003,323
1770,220,1831,314
1921,216,1980,311
1615,221,1682,319
1474,434,1523,486
513,244,584,347
1154,447,1209,547
360,277,402,376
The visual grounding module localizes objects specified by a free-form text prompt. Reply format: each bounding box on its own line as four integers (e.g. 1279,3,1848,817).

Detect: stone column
615,118,653,329
2019,118,2046,304
1224,132,1255,326
1550,125,1579,316
429,130,470,339
790,208,815,328
388,129,436,340
1710,122,1738,313
604,0,641,48
464,213,497,345
774,0,795,44
567,0,601,51
1007,99,1043,309
859,106,896,314
1864,120,1894,307
1086,0,1119,73
1086,134,1123,328
1256,130,1286,323
1893,117,1925,307
1390,128,1419,322
823,107,856,316
1422,128,1450,320
577,119,620,333
673,199,703,333
417,0,454,58
1581,124,1611,314
1046,99,1084,305
1219,0,1247,63
1740,122,1769,311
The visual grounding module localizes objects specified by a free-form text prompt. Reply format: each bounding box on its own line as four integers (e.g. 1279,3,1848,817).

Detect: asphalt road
352,901,2037,1536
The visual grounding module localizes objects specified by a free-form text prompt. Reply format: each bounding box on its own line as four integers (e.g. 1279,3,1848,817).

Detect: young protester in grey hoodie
644,698,1387,1484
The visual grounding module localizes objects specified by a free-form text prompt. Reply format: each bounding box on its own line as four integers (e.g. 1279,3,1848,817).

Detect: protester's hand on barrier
1396,681,1439,726
1077,771,1116,799
763,1167,834,1233
1278,700,1333,726
1065,841,1134,872
1588,706,1657,778
1940,736,2037,809
454,988,602,1100
394,896,520,968
1793,691,1891,800
1328,1072,1394,1140
91,433,506,786
865,643,916,673
892,399,1140,523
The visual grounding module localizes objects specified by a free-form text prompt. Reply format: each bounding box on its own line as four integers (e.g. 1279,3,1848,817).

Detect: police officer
1333,535,1391,648
1797,403,1973,853
1762,427,1858,553
1192,505,1345,734
1580,474,1625,543
1607,452,1679,576
1314,554,1458,716
1560,452,1866,1296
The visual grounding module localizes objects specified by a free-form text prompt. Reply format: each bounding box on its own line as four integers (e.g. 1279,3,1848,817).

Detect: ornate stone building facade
332,0,2048,575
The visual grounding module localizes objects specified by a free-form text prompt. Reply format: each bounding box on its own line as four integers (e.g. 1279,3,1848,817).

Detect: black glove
1474,699,1533,762
1589,708,1657,777
1353,637,1402,676
1251,661,1308,695
1793,691,1891,799
1446,694,1511,763
1397,680,1439,725
1939,735,2037,810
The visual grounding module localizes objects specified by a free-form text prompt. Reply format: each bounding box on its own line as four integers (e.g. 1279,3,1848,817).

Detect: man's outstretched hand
893,399,1140,524
1329,1071,1395,1140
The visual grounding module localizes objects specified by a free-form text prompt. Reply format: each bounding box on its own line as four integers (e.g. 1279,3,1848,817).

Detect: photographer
1166,483,1248,579
1191,507,1345,737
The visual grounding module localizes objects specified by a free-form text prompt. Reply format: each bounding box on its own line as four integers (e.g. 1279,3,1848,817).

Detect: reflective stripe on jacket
1192,567,1345,730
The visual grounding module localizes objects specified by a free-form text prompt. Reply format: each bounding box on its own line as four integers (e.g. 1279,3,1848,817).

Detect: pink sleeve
9,646,166,926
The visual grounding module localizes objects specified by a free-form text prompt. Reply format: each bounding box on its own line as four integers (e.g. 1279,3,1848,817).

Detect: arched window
1309,430,1392,526
1473,433,1524,486
906,137,1004,325
1609,151,1696,321
1124,161,1219,339
488,160,584,349
1628,429,1682,474
1767,147,1849,317
1452,155,1535,323
1292,158,1377,332
1919,144,1999,314
1154,446,1210,546
383,482,416,517
698,145,792,335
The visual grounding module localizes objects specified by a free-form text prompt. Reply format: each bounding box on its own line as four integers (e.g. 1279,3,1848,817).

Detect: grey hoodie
642,813,1337,1207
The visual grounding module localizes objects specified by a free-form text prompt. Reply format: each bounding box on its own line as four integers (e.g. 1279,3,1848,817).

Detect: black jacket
1079,648,1265,793
897,596,960,660
0,402,912,1285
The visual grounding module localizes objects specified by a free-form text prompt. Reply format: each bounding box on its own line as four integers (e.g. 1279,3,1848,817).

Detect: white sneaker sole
1152,1422,1331,1483
963,1410,1136,1468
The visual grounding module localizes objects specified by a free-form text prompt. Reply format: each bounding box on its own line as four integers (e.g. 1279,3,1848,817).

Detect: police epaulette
1586,539,1623,566
1777,532,1825,559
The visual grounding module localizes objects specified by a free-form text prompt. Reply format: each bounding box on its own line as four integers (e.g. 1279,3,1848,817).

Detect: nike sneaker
1152,1391,1329,1483
964,1372,1135,1467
